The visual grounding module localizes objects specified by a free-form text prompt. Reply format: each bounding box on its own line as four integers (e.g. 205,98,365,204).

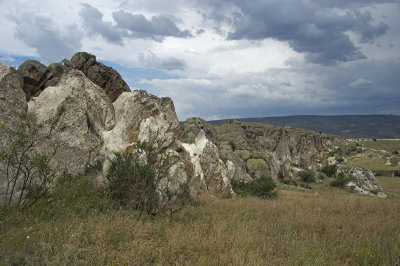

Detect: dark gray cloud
141,57,400,120
312,0,397,8
200,0,392,65
79,4,124,45
78,4,192,43
138,52,187,71
112,10,192,41
7,13,82,63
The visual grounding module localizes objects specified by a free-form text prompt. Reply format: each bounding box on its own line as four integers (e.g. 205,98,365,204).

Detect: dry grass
350,157,398,171
1,180,400,265
364,140,400,152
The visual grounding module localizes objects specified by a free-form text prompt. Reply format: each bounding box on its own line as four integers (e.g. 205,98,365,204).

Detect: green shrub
106,141,189,214
231,176,276,199
336,157,344,163
330,173,348,187
298,170,316,183
321,164,337,178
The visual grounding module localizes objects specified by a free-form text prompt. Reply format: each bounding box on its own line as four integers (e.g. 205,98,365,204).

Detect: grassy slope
1,177,399,265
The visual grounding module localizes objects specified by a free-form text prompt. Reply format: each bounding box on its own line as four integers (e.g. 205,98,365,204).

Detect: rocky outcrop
182,131,233,193
1,59,387,201
215,120,342,181
67,52,130,102
18,60,54,100
0,62,26,129
345,167,387,198
182,117,219,145
28,69,115,175
0,62,27,202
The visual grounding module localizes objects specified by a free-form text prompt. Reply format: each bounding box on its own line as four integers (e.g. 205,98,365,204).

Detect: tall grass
1,175,399,265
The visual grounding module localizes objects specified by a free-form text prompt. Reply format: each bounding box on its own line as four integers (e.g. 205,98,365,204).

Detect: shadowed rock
67,52,130,102
18,60,53,100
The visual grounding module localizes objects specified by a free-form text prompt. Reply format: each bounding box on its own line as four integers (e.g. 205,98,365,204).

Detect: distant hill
207,115,400,139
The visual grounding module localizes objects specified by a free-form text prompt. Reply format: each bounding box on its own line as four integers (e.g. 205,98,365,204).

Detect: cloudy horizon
1,0,399,121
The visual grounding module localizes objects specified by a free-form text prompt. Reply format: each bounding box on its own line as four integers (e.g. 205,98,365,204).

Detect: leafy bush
330,173,348,187
106,141,189,214
321,164,337,178
0,106,66,207
231,176,276,199
298,170,316,183
336,157,344,163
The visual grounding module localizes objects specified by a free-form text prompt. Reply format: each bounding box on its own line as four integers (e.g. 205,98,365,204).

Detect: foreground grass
1,177,400,265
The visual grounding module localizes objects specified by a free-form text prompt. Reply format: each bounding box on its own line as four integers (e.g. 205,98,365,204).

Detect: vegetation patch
231,176,276,199
330,173,349,188
298,170,316,183
320,164,337,178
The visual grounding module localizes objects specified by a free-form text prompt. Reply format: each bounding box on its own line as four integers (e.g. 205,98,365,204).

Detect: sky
0,0,399,121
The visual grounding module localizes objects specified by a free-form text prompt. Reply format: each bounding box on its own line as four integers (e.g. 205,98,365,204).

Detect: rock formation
212,120,342,181
345,167,387,198
0,62,26,130
28,69,116,175
0,56,388,201
67,52,130,102
18,60,53,100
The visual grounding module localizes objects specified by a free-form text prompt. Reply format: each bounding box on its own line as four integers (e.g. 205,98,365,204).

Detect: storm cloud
138,52,187,71
112,10,192,41
80,4,124,45
201,0,391,65
78,4,192,43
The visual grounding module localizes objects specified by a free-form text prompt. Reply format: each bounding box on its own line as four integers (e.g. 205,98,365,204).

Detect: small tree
330,172,348,187
321,164,337,178
0,106,66,207
298,170,316,183
106,140,180,214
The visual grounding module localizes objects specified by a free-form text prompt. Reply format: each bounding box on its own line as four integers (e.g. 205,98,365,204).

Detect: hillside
208,115,400,139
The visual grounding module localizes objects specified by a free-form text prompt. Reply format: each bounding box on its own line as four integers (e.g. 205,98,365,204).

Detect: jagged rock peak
18,60,54,100
182,117,219,145
67,52,131,102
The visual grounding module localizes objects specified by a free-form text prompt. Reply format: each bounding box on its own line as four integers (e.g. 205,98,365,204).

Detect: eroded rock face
0,62,26,129
215,120,342,181
182,131,233,193
345,167,387,198
18,60,53,100
102,90,180,154
28,69,115,175
182,117,219,145
0,62,27,202
67,52,130,102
